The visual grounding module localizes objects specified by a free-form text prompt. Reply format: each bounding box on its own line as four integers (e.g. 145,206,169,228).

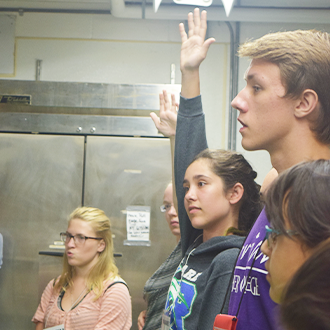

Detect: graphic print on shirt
165,264,200,330
231,231,268,297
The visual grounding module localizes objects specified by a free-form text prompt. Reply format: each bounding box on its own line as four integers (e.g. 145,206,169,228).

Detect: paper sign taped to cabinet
125,206,150,245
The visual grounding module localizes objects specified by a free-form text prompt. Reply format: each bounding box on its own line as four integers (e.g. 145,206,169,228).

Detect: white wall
0,14,16,75
0,12,230,153
1,12,330,184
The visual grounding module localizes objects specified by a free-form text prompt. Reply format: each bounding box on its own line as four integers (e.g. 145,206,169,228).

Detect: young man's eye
253,85,261,92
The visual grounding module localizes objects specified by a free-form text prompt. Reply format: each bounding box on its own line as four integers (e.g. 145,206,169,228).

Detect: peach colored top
32,277,132,330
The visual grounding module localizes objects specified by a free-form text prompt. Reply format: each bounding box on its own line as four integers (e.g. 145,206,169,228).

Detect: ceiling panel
1,0,330,10
0,0,110,11
0,0,329,21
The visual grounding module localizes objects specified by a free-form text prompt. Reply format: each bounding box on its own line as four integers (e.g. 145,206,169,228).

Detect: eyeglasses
60,232,103,245
264,225,298,249
160,204,173,213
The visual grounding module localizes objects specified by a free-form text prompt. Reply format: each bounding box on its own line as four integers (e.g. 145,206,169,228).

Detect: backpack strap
104,280,129,294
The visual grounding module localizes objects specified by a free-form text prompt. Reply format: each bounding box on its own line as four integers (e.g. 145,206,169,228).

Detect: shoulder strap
104,280,129,294
52,276,60,287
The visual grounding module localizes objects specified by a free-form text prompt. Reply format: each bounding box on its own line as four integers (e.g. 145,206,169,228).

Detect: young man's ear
294,89,318,118
228,183,244,205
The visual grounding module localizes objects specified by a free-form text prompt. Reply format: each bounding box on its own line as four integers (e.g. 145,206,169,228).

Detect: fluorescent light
173,0,213,7
168,0,234,16
222,0,235,16
154,0,162,12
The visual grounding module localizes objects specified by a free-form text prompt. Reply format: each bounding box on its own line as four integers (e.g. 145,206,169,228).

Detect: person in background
175,8,330,330
281,240,330,330
163,146,261,330
138,182,182,330
153,91,261,330
152,86,261,329
162,183,181,243
32,207,132,330
260,160,330,305
166,145,262,330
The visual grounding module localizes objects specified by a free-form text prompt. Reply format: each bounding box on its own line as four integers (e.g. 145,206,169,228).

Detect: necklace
70,286,87,310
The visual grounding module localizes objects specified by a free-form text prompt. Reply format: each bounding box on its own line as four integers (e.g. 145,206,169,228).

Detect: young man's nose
231,89,247,112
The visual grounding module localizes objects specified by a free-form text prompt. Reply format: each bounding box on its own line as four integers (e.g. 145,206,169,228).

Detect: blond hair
239,30,330,144
55,207,118,300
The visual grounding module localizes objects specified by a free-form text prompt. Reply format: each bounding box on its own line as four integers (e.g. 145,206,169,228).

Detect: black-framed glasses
60,232,103,245
160,203,173,213
264,225,298,249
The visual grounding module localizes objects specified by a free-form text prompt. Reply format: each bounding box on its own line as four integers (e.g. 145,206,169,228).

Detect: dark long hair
281,239,330,330
192,149,261,235
265,159,330,248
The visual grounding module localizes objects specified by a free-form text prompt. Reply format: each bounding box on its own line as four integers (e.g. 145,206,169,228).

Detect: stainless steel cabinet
84,136,175,327
0,133,84,329
0,133,175,330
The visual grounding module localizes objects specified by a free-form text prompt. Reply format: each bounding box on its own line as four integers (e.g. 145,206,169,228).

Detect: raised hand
179,8,215,73
179,8,215,98
150,90,178,137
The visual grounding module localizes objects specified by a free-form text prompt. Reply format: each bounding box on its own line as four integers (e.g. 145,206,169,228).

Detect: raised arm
174,9,213,255
151,9,214,255
179,8,215,98
150,90,179,211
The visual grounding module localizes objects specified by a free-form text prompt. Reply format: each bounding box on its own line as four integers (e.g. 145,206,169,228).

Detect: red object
213,314,237,330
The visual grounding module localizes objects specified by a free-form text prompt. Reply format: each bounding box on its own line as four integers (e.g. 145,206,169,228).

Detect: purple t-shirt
228,208,280,330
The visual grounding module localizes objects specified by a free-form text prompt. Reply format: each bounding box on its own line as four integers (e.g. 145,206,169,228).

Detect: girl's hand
150,90,178,137
179,8,215,73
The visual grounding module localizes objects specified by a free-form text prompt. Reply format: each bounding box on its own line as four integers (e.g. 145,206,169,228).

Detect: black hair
192,149,261,235
281,239,330,330
265,159,330,248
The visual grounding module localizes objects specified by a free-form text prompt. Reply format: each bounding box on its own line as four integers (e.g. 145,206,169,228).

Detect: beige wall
1,11,330,183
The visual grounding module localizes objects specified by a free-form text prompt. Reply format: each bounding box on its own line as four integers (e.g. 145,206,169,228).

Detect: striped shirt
32,276,132,330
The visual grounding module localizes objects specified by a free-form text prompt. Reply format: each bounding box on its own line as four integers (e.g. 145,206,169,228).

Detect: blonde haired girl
32,207,131,330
